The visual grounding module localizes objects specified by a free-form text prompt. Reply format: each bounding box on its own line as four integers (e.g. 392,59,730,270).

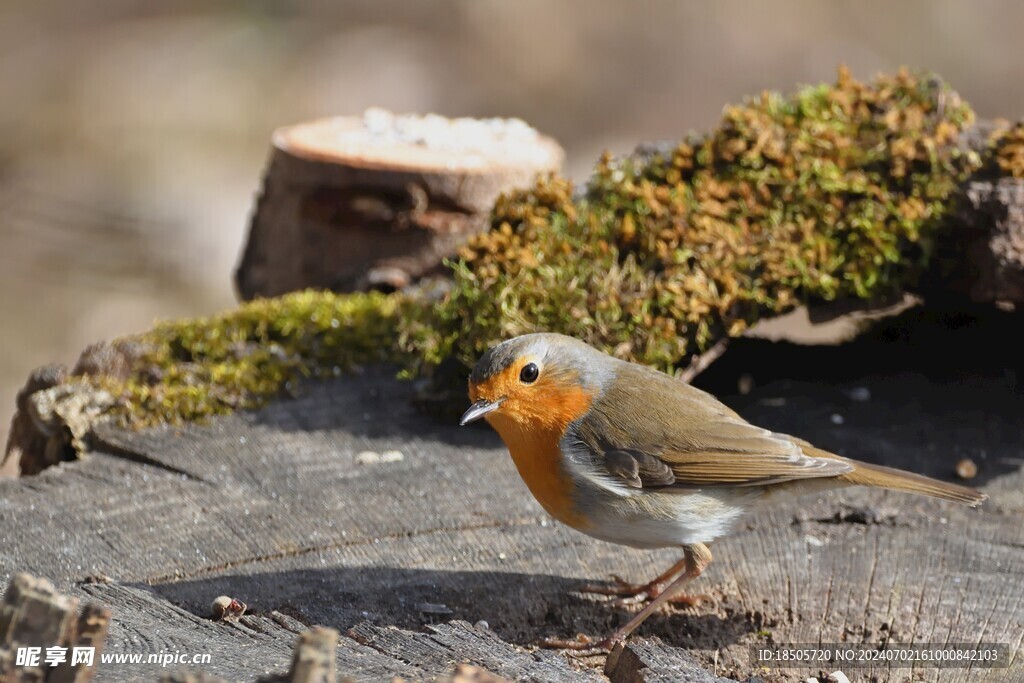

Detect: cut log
347,621,601,682
1,310,1022,681
605,639,733,683
235,110,563,298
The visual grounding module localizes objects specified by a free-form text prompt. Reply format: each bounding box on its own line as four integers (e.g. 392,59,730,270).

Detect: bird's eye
519,363,539,384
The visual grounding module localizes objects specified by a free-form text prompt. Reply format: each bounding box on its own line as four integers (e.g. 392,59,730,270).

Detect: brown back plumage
575,360,986,506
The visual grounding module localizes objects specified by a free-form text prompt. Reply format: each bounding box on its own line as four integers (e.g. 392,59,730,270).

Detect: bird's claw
608,594,648,607
667,592,710,607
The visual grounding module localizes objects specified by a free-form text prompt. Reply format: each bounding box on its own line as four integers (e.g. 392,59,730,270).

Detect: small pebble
356,451,381,465
805,535,826,547
956,457,978,480
380,450,405,463
830,413,845,425
473,620,490,630
212,595,232,615
212,595,246,621
826,672,850,683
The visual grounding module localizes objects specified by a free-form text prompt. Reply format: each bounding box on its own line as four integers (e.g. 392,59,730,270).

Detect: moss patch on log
85,291,418,428
72,68,999,428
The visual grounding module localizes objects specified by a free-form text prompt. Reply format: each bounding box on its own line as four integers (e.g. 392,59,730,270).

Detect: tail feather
838,460,986,506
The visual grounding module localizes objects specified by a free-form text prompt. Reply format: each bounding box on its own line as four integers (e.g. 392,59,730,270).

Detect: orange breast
485,383,594,531
503,425,587,529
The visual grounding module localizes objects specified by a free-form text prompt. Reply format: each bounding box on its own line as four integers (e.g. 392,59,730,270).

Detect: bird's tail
838,460,986,506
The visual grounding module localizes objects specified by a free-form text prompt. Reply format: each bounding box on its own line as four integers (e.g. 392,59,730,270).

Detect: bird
459,332,986,650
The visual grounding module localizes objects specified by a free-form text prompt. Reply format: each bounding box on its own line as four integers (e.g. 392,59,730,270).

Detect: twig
679,338,730,383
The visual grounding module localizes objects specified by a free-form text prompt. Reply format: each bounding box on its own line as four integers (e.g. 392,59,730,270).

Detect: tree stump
1,309,1022,681
235,110,563,298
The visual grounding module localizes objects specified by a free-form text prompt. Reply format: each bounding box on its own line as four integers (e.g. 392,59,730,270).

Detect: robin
460,333,986,650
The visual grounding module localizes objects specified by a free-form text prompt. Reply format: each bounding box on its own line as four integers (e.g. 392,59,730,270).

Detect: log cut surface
236,112,564,297
1,312,1023,682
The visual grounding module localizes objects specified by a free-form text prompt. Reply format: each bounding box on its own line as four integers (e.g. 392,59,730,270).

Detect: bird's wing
574,363,853,489
602,449,677,488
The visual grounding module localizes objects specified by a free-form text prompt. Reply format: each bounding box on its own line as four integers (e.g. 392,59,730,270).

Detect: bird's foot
579,574,665,600
580,576,710,607
538,632,620,652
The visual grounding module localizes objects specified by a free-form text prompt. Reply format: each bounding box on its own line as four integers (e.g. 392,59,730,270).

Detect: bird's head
461,333,612,435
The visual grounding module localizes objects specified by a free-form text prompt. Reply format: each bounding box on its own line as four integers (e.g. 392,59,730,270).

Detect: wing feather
574,363,853,489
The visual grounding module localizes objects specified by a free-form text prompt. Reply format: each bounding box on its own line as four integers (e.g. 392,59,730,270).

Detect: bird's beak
460,398,503,426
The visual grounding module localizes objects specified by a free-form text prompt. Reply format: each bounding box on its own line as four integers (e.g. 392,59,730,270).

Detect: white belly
573,485,762,549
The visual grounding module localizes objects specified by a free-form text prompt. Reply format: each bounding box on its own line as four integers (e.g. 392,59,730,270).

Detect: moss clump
87,290,419,428
994,121,1024,178
407,67,983,374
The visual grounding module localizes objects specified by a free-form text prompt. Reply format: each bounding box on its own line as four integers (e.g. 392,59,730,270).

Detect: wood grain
1,349,1022,681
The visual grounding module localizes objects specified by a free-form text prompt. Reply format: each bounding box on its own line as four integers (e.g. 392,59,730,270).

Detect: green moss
76,68,997,428
407,67,984,375
86,290,420,428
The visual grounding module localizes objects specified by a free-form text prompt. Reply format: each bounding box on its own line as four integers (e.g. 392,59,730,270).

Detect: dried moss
406,67,983,375
77,68,997,428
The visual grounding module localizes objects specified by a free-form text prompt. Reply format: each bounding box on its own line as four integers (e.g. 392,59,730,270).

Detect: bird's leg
543,543,712,651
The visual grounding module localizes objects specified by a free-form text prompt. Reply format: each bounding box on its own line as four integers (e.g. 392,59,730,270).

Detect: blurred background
2,0,1024,444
